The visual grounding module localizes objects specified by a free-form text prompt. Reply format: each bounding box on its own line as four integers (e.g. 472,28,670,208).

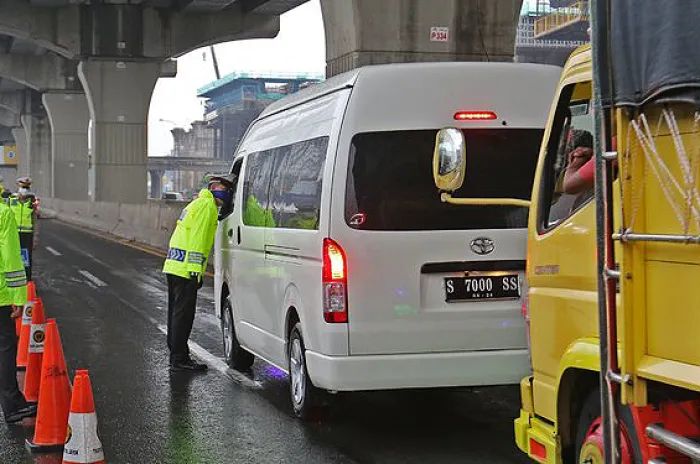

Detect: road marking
45,246,62,256
78,270,107,287
156,324,261,389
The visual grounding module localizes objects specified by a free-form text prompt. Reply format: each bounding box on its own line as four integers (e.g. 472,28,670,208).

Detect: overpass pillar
19,114,52,198
42,92,89,201
78,60,161,204
148,170,164,199
321,0,523,77
11,127,28,179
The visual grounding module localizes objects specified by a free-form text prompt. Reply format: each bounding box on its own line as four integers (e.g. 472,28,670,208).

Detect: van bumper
305,348,530,391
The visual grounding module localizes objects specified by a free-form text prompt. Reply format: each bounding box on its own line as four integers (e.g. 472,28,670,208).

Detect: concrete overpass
0,0,524,204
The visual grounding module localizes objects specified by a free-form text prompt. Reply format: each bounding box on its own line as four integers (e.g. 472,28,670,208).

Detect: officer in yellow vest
0,199,35,423
9,177,38,281
163,178,233,371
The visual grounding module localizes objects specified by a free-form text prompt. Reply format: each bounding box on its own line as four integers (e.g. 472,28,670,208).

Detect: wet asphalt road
0,219,530,464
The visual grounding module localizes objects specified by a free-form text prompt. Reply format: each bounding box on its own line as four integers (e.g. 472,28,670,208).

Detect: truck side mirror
433,128,466,192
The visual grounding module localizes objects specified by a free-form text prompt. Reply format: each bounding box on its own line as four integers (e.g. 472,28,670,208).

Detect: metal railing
517,17,586,48
534,0,589,38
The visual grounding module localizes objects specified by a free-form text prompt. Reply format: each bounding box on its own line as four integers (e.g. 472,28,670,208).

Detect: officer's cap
208,176,233,189
16,177,32,187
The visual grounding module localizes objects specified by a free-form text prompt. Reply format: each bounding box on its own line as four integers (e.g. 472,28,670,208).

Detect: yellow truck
433,1,700,462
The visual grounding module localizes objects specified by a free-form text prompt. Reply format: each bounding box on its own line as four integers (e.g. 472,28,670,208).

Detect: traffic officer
163,177,232,371
0,196,35,423
9,177,38,281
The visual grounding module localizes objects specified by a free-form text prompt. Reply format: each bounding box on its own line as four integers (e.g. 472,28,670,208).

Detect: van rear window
345,129,543,231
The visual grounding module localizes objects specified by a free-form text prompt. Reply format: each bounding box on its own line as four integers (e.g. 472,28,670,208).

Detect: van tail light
522,295,532,366
323,238,348,323
521,295,530,322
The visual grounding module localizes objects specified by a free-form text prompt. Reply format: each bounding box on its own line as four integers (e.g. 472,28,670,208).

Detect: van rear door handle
227,228,233,238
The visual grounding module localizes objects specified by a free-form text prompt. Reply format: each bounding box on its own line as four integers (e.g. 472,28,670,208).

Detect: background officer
0,195,34,423
163,177,233,371
9,177,38,281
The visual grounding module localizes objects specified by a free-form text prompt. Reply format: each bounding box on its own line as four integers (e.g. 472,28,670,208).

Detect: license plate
444,274,520,302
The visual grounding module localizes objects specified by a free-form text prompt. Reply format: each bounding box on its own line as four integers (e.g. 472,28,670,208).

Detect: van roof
258,68,361,119
258,62,561,121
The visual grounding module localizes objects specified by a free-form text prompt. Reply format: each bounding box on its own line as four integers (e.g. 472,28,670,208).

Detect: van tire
575,388,642,463
222,296,254,371
288,323,322,420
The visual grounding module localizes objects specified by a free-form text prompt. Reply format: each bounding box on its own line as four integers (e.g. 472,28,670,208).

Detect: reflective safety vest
8,197,34,234
0,202,28,306
163,189,218,280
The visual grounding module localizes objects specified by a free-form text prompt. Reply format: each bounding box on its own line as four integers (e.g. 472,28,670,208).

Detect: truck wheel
288,323,322,420
222,296,254,371
575,388,642,464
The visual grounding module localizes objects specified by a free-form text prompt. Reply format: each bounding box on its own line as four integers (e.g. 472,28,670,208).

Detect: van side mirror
433,128,466,192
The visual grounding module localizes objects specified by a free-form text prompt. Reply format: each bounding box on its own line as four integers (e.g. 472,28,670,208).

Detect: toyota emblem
470,237,494,255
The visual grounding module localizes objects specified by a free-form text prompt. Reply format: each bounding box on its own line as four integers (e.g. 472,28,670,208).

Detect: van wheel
575,389,642,464
288,323,322,420
222,296,254,371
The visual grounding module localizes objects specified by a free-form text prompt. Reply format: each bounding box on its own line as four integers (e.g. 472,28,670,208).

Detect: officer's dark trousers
0,306,28,418
166,274,199,364
19,233,33,281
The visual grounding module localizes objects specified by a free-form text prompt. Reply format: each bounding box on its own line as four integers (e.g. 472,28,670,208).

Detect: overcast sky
148,0,326,156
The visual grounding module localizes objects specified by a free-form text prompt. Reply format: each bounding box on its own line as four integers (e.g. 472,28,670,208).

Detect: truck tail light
323,238,348,323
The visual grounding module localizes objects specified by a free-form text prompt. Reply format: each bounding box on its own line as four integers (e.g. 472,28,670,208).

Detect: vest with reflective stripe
9,197,34,233
162,189,218,280
0,203,27,306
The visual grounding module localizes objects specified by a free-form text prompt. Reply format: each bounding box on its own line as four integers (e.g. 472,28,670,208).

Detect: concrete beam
0,91,24,114
0,126,13,143
321,0,523,76
0,108,20,128
0,0,80,59
143,8,279,58
0,53,79,91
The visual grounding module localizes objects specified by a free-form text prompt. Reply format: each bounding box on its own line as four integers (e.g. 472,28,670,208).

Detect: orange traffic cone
63,370,105,464
16,299,36,370
17,282,37,338
26,319,72,452
23,298,47,403
27,281,37,300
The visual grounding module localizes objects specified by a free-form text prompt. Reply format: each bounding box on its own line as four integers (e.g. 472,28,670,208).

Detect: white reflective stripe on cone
63,412,105,463
22,301,34,325
28,323,45,354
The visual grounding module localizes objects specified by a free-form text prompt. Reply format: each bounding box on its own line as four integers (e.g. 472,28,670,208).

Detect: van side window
242,151,276,227
218,158,243,220
539,82,595,231
268,136,328,230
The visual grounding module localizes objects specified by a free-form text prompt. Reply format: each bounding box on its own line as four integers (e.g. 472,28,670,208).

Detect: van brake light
323,239,348,323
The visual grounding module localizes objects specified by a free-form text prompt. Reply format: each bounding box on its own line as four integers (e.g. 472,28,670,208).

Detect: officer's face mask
18,187,29,195
211,189,232,205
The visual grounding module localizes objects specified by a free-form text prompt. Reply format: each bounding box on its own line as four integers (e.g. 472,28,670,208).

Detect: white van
214,62,560,418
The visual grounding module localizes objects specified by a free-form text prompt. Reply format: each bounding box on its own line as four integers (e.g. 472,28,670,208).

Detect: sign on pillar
3,145,18,165
430,27,450,42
